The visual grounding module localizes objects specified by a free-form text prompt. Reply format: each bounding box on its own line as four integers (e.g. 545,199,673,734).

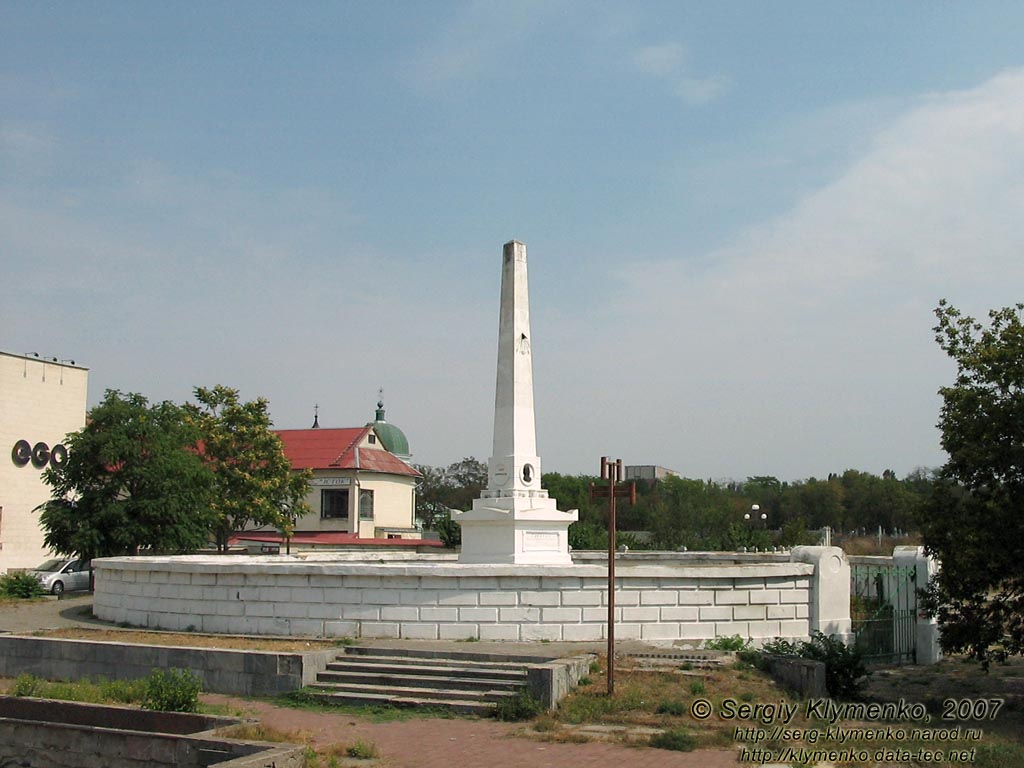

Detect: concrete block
582,607,618,622
716,621,748,637
400,589,440,605
561,591,601,606
641,624,681,640
699,605,732,621
419,607,459,622
479,591,518,606
324,621,359,637
612,590,640,606
660,606,699,621
498,576,541,590
733,605,767,621
361,622,400,639
615,623,642,640
715,590,751,605
400,623,440,640
362,589,401,605
381,606,420,622
436,590,479,606
307,603,343,620
677,591,715,605
520,591,560,606
522,624,562,641
499,607,540,623
780,619,810,637
541,607,581,623
750,590,780,604
439,623,478,640
479,624,521,641
767,605,796,620
778,589,806,603
341,605,380,621
562,624,603,641
677,624,715,640
621,607,659,622
747,621,782,638
640,591,677,605
459,607,499,622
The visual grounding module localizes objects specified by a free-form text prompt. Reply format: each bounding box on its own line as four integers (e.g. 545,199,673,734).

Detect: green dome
372,401,410,458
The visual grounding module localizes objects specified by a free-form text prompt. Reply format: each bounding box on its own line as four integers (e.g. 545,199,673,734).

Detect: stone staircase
306,646,542,715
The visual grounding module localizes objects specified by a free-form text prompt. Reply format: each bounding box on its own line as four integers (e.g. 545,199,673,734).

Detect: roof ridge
332,425,372,467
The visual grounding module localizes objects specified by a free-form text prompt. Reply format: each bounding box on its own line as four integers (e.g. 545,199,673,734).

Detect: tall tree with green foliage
185,386,311,552
39,390,216,564
412,457,487,546
919,300,1024,664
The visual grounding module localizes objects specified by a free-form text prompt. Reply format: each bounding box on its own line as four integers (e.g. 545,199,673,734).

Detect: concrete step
311,646,539,714
324,658,528,682
309,681,519,703
303,688,503,716
318,668,525,692
340,645,551,664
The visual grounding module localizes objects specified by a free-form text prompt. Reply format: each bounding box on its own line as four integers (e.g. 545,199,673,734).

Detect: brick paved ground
205,693,742,767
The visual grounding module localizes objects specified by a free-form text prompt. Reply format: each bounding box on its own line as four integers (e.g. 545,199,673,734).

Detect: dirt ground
31,626,344,652
862,655,1024,741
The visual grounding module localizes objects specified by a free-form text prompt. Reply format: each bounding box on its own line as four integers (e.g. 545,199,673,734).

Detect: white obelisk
454,241,578,564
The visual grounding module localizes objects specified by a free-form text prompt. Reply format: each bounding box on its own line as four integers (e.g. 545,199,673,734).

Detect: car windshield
35,559,67,572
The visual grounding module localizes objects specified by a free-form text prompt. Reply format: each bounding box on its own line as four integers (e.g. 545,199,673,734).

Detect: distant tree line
414,458,936,552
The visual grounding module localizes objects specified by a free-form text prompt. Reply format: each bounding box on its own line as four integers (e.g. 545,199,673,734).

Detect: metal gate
850,561,917,664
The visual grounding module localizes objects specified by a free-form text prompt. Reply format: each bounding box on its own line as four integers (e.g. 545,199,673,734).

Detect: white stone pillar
791,546,853,642
893,545,942,665
454,241,578,564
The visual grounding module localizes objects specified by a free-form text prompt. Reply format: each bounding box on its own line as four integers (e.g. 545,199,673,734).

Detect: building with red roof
239,401,427,548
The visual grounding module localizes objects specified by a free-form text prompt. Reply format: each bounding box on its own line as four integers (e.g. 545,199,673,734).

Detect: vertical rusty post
590,457,634,698
607,458,617,696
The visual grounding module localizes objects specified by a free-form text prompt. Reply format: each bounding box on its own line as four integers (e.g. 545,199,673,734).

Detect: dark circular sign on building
11,439,67,469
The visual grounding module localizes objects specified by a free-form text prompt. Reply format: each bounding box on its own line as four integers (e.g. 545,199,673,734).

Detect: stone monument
453,241,578,564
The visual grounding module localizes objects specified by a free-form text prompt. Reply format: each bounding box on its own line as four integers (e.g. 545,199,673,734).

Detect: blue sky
4,2,1024,481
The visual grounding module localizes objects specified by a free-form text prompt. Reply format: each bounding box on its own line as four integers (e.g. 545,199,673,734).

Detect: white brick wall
93,555,818,644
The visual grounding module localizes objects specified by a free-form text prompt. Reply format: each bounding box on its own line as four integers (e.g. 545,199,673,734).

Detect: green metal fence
850,560,917,664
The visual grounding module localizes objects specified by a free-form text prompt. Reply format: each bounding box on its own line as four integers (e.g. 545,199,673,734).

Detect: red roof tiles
274,427,420,477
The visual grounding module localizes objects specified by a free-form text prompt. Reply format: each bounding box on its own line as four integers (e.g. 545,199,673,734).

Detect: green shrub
655,700,687,716
689,680,705,695
0,572,45,599
650,728,697,751
704,635,749,651
493,691,544,721
141,668,202,712
345,740,379,759
11,674,45,697
758,632,867,699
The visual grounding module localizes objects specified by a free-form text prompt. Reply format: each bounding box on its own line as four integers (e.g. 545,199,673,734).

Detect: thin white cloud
631,41,730,105
401,0,554,90
540,68,1024,479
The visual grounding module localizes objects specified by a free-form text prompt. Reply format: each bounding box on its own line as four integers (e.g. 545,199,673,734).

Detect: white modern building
0,351,89,573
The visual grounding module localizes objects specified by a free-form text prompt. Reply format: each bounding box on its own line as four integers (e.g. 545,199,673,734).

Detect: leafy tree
185,386,311,552
919,301,1024,664
412,457,488,547
39,390,216,566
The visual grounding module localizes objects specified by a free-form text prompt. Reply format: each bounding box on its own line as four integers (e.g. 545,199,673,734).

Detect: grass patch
493,691,544,721
275,689,456,722
649,728,697,751
346,739,380,759
11,673,147,705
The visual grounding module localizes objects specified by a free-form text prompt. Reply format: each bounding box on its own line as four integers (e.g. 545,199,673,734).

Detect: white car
30,558,91,596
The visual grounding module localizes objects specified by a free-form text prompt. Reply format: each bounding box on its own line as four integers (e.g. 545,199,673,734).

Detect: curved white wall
94,555,816,644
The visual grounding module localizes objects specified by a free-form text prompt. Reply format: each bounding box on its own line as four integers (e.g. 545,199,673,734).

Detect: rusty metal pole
607,458,617,696
590,458,634,698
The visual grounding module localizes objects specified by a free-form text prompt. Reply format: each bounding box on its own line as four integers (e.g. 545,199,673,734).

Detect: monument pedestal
455,492,577,565
457,240,577,566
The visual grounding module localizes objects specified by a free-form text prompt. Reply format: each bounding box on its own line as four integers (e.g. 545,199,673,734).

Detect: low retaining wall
93,552,843,644
0,697,303,768
0,635,337,696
